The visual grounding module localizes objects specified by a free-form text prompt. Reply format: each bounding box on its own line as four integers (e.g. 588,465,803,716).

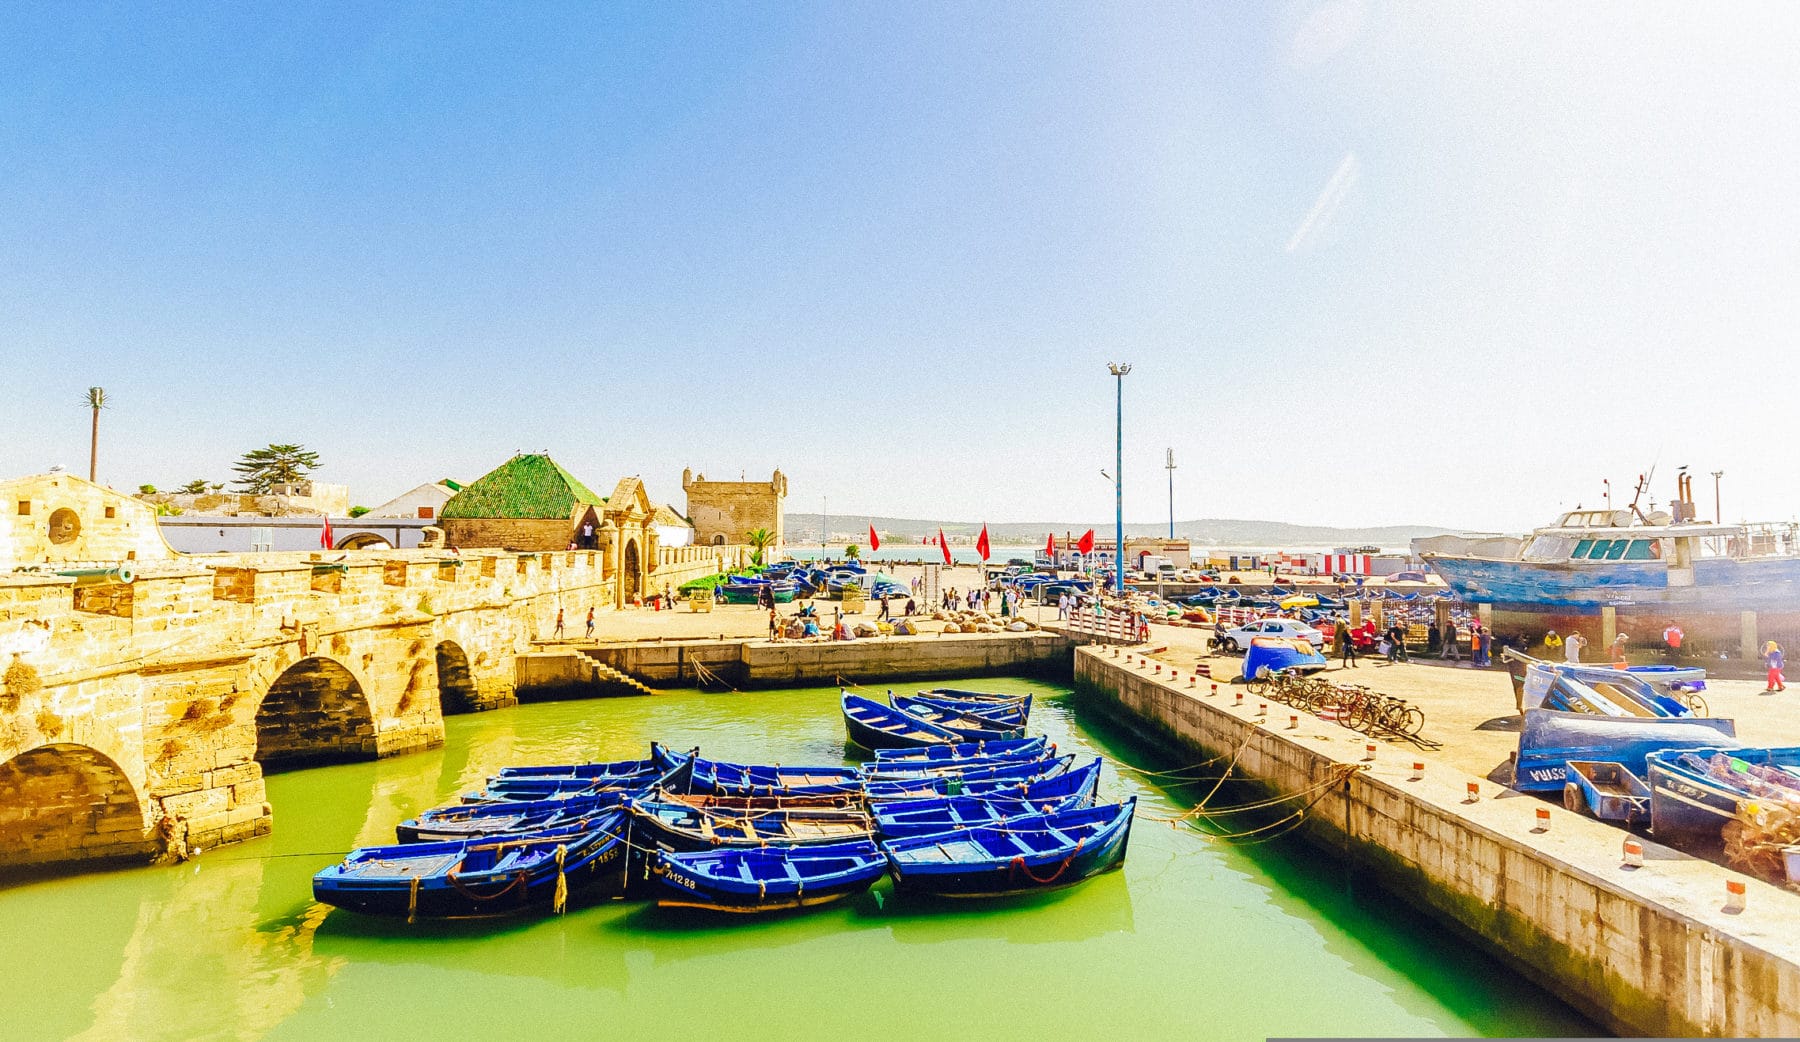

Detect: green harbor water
0,679,1596,1041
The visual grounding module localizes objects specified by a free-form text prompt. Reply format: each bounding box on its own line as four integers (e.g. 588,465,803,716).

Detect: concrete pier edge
1073,645,1800,1038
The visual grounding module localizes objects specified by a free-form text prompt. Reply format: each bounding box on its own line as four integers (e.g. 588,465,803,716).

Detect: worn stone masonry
0,477,734,876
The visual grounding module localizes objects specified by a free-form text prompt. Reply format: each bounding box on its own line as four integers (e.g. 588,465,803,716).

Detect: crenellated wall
0,542,727,876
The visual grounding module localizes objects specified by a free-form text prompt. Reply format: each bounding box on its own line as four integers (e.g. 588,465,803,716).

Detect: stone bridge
0,542,733,875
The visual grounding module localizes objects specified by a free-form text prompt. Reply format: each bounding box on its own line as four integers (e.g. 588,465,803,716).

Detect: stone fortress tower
682,469,787,551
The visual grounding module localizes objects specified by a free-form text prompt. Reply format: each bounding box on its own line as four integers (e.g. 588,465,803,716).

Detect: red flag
320,515,334,549
1046,532,1055,558
1077,529,1095,554
976,525,991,562
868,524,880,552
937,527,953,565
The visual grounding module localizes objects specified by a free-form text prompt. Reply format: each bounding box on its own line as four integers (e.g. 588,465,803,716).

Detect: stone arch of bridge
435,640,478,716
336,532,391,551
255,656,377,771
0,743,146,871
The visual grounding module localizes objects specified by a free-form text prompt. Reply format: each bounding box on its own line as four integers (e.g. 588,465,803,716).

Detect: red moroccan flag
937,527,953,565
976,525,991,562
1077,529,1095,554
868,524,880,551
1046,532,1055,558
320,515,333,549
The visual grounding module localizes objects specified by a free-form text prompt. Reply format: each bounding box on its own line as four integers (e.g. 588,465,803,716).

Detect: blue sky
5,3,1798,531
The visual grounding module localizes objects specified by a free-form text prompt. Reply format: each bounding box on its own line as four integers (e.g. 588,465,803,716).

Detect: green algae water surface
0,679,1596,1041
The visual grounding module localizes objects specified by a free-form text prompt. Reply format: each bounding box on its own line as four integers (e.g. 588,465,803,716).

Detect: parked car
1217,617,1326,653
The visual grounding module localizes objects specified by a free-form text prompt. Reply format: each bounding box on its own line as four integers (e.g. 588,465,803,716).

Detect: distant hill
786,514,1455,548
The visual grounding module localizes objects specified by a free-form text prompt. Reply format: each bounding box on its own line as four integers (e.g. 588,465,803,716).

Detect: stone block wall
682,469,786,550
1,473,177,566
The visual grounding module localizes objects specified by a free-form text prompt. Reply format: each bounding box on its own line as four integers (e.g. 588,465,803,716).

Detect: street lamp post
1108,363,1131,595
1712,471,1724,523
1165,448,1176,540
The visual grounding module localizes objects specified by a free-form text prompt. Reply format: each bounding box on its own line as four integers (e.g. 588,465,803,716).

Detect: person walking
1335,618,1358,668
585,607,595,638
1609,634,1629,668
1426,620,1441,654
1764,640,1787,693
553,608,565,639
1440,620,1460,661
1564,632,1587,663
768,606,779,639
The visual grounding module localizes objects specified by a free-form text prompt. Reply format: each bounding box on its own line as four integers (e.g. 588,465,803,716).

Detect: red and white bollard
1188,675,1197,688
1234,691,1243,705
1209,683,1218,698
1465,781,1480,803
1364,743,1377,762
1288,714,1299,730
1534,807,1551,832
1153,663,1161,674
1726,879,1747,913
1409,761,1424,781
1257,702,1268,717
1622,838,1644,868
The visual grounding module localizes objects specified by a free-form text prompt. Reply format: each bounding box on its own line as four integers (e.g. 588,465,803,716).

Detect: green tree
845,544,861,560
83,387,106,483
177,479,211,495
232,444,321,493
744,527,775,566
348,505,370,518
137,484,157,496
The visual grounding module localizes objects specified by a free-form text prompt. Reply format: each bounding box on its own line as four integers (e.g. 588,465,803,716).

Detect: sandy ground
1137,620,1800,783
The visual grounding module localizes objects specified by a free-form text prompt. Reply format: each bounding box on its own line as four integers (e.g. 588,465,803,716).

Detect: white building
364,480,461,520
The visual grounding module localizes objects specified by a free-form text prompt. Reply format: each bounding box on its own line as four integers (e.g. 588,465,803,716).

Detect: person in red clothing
1663,623,1684,662
1764,641,1786,694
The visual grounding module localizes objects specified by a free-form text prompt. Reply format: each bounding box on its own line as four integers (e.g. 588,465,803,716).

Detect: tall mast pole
1108,363,1131,594
1165,448,1176,540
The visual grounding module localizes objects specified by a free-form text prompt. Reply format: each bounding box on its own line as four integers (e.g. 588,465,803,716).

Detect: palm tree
83,387,106,482
845,544,861,560
744,527,775,567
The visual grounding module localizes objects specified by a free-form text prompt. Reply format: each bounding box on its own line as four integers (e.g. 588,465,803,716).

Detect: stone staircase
588,659,657,696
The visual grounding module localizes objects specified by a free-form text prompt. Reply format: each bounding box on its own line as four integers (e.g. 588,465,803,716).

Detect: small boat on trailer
650,840,888,914
1561,760,1652,825
689,757,863,798
842,692,961,750
397,790,629,843
871,736,1049,763
881,798,1137,898
313,812,630,918
622,798,875,853
892,693,1030,728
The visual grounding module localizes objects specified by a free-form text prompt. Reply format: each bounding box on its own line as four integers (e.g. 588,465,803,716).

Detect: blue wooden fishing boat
649,840,887,914
892,692,1030,728
313,811,630,918
871,736,1050,763
689,757,864,798
916,688,1032,709
622,797,875,853
1513,709,1738,793
465,748,693,803
881,798,1136,898
888,700,1024,742
842,691,960,750
397,790,631,843
872,757,1102,811
493,742,686,780
871,788,1097,838
1508,657,1738,793
862,754,1073,800
860,750,1062,781
1561,760,1652,825
1646,746,1800,843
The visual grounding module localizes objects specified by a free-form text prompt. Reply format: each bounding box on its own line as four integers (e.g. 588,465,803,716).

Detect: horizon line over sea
780,544,1411,565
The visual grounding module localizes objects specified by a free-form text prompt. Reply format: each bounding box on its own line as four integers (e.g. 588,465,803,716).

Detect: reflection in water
0,679,1595,1042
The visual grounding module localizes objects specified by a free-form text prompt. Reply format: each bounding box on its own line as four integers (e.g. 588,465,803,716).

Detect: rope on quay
1155,762,1367,846
692,657,741,693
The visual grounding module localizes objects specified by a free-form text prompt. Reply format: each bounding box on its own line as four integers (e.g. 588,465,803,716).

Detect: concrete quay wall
578,632,1075,689
1075,646,1800,1038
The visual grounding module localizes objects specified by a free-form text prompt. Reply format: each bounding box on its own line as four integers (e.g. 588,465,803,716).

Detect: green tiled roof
439,454,606,519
